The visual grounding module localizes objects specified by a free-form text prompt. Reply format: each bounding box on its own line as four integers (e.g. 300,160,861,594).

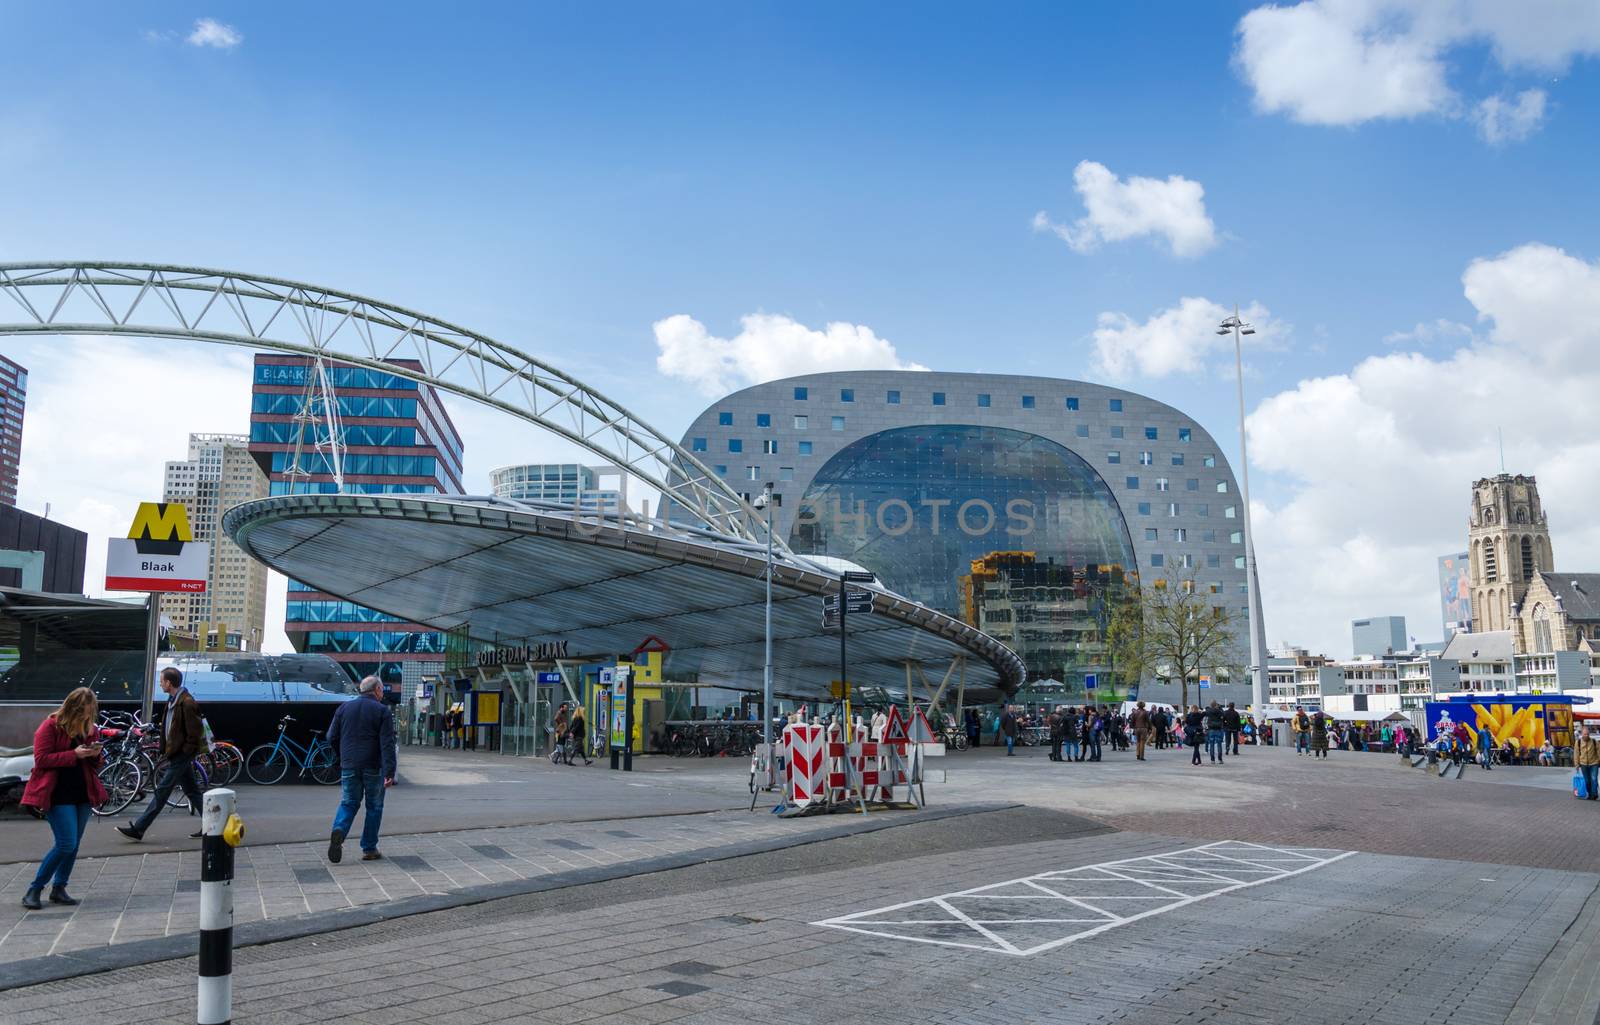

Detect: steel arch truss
0,262,768,545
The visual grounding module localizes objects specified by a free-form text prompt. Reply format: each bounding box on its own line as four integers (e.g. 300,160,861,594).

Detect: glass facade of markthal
678,371,1249,691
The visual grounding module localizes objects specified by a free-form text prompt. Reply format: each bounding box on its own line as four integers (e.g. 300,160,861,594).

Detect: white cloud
653,312,927,396
1233,0,1599,139
1091,297,1278,379
1474,89,1548,144
1034,160,1218,258
1246,242,1600,657
186,18,242,49
1381,318,1474,346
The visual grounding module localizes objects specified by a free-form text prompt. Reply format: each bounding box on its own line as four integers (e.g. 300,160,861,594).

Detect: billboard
1425,697,1575,752
1437,552,1472,634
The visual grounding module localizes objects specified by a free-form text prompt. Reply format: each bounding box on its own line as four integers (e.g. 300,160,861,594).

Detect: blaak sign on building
105,503,210,593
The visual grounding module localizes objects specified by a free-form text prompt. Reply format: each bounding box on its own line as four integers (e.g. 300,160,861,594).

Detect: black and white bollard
199,787,244,1025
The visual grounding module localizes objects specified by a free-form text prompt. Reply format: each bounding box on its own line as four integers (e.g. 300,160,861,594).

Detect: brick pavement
0,804,977,966
4,825,1596,1025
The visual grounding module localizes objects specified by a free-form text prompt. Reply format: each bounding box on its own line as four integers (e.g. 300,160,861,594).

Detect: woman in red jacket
20,687,107,910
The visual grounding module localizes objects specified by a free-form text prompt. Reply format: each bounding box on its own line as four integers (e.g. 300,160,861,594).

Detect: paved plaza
5,741,1600,1024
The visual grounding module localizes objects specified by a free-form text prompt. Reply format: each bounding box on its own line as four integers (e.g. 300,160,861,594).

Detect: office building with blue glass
678,371,1251,700
249,355,464,683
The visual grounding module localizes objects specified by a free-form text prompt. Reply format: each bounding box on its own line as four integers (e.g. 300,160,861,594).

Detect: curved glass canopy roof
223,494,1025,701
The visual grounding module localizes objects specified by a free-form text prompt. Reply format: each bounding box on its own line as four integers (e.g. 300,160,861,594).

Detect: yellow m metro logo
128,503,193,549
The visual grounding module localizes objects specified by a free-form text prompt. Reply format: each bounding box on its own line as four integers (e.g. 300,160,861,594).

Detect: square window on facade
794,415,807,429
831,416,845,430
1151,553,1164,567
1174,528,1187,541
756,413,771,428
1107,452,1121,464
1207,553,1220,567
779,466,794,481
728,439,743,453
1179,427,1192,442
1168,503,1180,516
1186,478,1198,491
1178,554,1194,568
1021,395,1035,408
1110,398,1123,412
715,464,728,476
1110,426,1125,439
887,390,900,404
1196,504,1209,517
1172,453,1184,466
1126,476,1139,489
1139,451,1153,465
747,465,760,480
793,386,808,400
1156,478,1170,491
1145,427,1158,440
1204,455,1217,467
1144,527,1158,541
1138,502,1151,515
977,394,991,407
932,392,946,405
841,389,854,402
762,440,778,454
1076,425,1089,438
691,438,707,452
1235,556,1246,569
718,412,733,426
1216,481,1230,493
798,441,813,455
1066,397,1079,410
1203,529,1216,542
1225,505,1237,518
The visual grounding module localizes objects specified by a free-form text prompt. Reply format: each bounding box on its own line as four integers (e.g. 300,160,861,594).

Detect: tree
1108,577,1243,711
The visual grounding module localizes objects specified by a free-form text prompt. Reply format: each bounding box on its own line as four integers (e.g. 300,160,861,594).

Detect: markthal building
677,371,1250,697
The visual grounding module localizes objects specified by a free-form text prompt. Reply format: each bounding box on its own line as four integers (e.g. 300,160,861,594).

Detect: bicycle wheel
245,744,291,785
307,746,341,785
93,759,142,817
209,743,243,786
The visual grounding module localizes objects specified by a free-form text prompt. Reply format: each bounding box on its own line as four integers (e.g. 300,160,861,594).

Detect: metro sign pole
105,503,209,723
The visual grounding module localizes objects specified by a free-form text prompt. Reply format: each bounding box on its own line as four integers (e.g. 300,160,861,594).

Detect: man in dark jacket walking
327,677,397,863
1223,702,1243,755
119,667,205,841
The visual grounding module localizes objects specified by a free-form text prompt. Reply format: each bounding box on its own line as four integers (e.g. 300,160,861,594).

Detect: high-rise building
248,355,463,683
160,434,270,650
0,355,26,507
1351,615,1407,658
490,462,627,516
1467,474,1553,635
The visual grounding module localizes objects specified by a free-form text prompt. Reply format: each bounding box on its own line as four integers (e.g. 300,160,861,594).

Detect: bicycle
197,741,244,787
245,715,340,785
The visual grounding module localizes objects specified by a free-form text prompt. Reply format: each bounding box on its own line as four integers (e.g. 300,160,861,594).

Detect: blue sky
4,2,1599,657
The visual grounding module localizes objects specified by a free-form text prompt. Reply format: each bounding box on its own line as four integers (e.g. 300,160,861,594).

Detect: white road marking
813,841,1355,957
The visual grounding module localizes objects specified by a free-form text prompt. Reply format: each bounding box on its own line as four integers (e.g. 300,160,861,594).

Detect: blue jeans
1206,730,1225,761
1296,732,1310,754
1062,740,1079,760
1004,734,1015,754
1582,765,1598,799
332,769,386,852
33,802,92,889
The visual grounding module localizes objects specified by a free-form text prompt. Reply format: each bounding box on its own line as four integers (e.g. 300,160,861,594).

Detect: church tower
1468,474,1554,642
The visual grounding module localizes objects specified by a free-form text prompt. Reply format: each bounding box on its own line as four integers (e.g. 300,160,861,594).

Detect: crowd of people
992,700,1270,766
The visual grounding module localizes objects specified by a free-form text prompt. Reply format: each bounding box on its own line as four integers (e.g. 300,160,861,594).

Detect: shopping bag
1574,771,1588,800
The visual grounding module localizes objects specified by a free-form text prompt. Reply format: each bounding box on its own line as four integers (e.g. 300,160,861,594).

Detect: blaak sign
105,503,210,593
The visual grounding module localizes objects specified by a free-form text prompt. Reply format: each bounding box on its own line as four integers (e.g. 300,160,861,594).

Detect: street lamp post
754,483,775,754
1218,307,1269,710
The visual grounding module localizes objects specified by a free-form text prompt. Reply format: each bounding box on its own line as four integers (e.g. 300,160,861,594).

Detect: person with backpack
1204,702,1227,764
1223,702,1242,755
1476,725,1495,771
1292,708,1311,755
1185,706,1205,766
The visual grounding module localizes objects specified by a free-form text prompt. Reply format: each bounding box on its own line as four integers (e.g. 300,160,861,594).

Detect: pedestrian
1061,707,1080,763
1310,711,1330,758
567,704,593,764
1223,702,1242,756
1292,707,1311,755
1085,708,1102,762
20,687,107,910
553,702,569,745
965,708,981,748
1476,725,1495,770
326,676,398,864
1000,705,1018,756
1184,705,1204,765
1205,702,1227,764
1151,708,1167,749
1048,707,1063,762
1131,701,1151,760
118,667,205,842
1575,726,1600,799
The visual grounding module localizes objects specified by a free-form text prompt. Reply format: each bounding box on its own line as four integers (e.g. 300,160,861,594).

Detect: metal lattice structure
0,262,769,545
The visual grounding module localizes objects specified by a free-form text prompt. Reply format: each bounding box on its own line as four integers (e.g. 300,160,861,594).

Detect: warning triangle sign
909,707,936,744
882,705,908,744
